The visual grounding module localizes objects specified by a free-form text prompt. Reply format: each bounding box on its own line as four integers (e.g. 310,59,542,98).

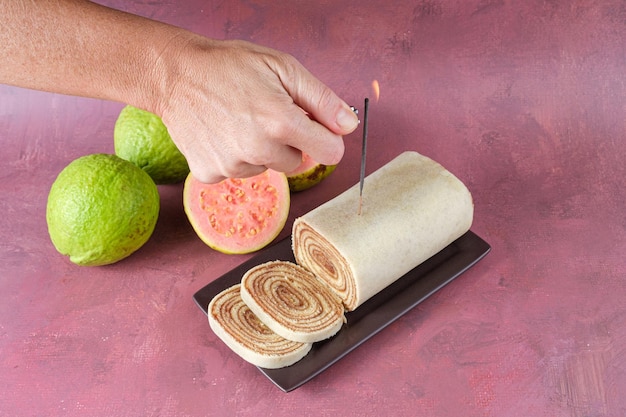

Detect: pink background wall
1,1,624,416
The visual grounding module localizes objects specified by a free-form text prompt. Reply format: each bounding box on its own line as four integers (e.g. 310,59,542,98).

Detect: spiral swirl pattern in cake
240,261,345,343
291,224,357,310
208,284,312,369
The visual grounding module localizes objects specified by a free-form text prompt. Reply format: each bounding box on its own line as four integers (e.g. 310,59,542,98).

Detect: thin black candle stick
358,97,369,215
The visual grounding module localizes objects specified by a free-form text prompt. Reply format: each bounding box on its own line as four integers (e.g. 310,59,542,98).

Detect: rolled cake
208,284,312,369
292,151,474,311
240,261,345,343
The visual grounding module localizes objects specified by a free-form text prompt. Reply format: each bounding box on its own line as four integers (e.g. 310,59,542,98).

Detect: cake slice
208,284,312,369
240,261,345,343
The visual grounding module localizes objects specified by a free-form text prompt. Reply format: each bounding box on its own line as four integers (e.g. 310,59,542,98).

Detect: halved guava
285,153,337,192
183,170,290,254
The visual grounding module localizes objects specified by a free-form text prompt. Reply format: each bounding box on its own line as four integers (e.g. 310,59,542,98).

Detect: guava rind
114,105,189,184
183,170,290,254
46,154,160,266
286,153,337,192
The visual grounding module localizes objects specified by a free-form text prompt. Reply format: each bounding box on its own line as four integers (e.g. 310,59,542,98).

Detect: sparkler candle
357,80,379,215
358,98,369,215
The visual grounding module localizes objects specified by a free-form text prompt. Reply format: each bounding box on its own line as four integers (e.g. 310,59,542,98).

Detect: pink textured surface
1,1,625,416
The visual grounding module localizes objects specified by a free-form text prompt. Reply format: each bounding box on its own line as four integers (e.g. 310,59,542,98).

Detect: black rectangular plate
193,230,490,392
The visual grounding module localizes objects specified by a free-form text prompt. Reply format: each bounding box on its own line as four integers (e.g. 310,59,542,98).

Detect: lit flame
372,80,380,102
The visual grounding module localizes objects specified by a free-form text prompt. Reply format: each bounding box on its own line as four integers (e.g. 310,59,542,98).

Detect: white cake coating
293,151,474,310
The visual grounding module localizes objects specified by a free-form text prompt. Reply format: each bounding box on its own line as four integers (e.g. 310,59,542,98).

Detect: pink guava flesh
183,170,290,254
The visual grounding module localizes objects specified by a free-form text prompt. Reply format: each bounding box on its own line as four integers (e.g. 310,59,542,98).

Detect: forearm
0,0,186,112
1,0,358,182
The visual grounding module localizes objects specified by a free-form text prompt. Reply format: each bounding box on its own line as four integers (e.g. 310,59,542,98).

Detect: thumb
274,57,360,135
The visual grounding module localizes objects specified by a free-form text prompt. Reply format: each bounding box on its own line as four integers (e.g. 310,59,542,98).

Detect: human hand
154,37,359,183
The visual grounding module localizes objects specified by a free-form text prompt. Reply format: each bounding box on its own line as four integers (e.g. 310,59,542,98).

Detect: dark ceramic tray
193,230,490,392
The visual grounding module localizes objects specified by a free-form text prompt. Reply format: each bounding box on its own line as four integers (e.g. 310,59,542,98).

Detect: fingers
183,130,302,183
277,107,346,167
184,156,227,184
186,106,346,183
187,157,268,184
271,55,360,136
262,145,303,173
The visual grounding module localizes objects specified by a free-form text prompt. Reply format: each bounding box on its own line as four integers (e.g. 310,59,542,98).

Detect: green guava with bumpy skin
183,170,290,254
46,154,160,266
285,153,336,192
114,105,189,184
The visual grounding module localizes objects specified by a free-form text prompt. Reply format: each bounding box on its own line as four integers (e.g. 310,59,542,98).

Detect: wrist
120,26,196,117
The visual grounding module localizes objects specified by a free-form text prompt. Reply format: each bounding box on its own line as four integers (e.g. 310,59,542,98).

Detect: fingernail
336,105,359,132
